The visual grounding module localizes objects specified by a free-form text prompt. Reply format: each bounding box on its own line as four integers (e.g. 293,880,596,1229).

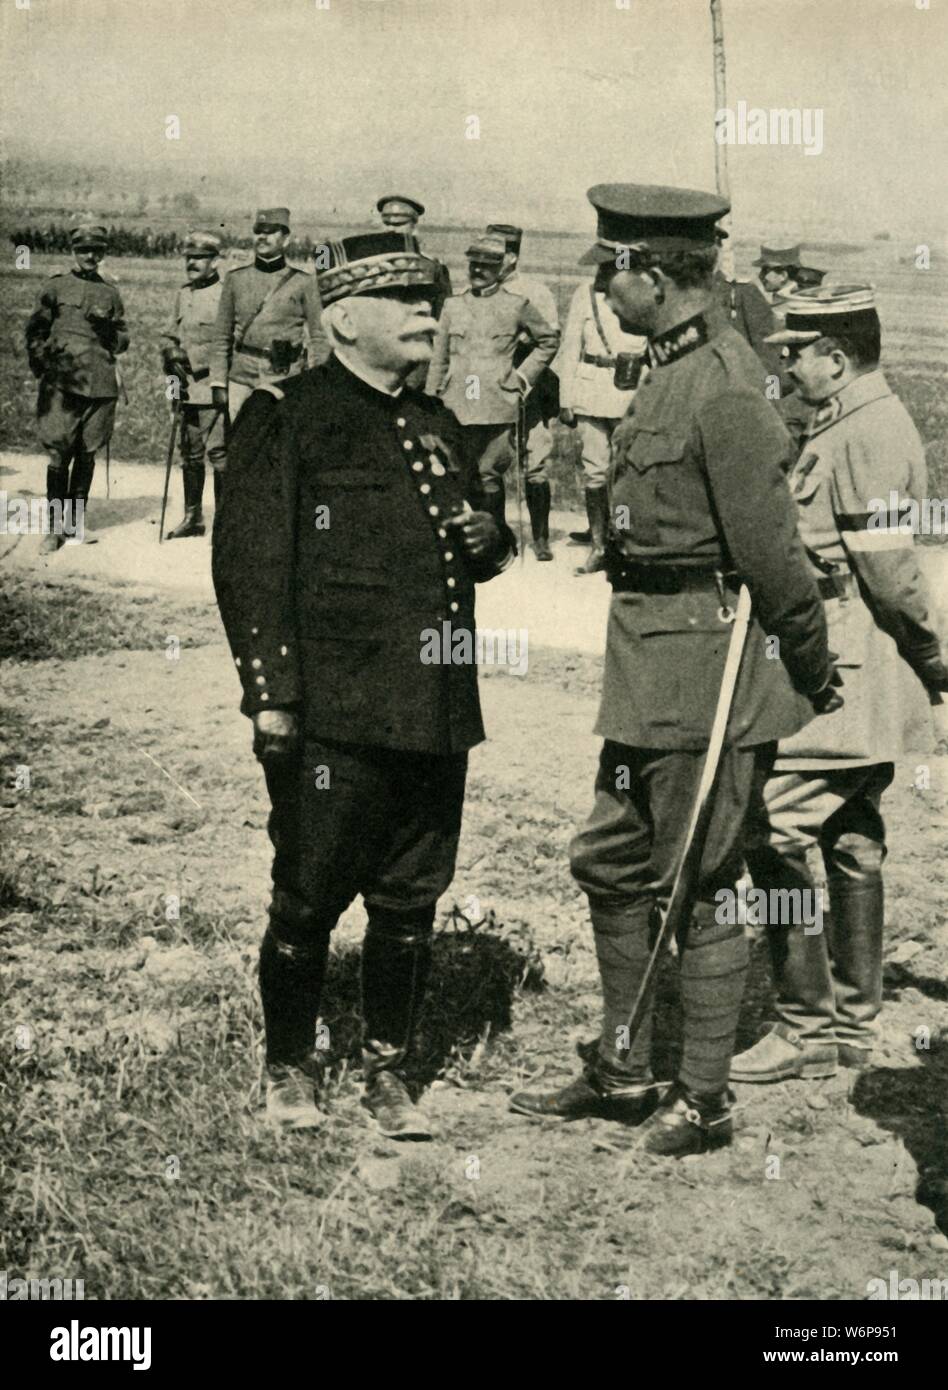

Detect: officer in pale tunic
487,223,561,559
731,285,948,1084
557,265,648,574
158,231,227,538
426,235,559,535
209,207,329,422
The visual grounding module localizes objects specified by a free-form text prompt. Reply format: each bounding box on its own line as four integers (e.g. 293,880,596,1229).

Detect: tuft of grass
0,575,222,662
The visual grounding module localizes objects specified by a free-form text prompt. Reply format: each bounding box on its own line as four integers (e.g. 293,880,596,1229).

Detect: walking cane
621,583,753,1051
514,393,527,565
158,398,181,543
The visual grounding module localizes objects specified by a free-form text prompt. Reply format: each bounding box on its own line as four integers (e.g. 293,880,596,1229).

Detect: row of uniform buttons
396,414,461,615
234,629,291,703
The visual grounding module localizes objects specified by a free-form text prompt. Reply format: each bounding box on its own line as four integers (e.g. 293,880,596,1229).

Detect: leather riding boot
744,846,836,1046
827,873,884,1061
575,486,608,575
68,450,96,505
166,465,207,539
41,457,70,554
361,906,434,1139
678,904,748,1097
61,451,98,544
212,469,224,509
259,912,331,1068
525,480,553,560
483,479,507,530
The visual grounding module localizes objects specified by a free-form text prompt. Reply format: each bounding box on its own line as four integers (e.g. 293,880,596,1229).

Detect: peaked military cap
753,243,802,267
316,230,437,306
253,207,291,231
377,195,425,221
466,234,506,265
579,184,729,264
183,230,222,257
486,223,523,253
70,223,108,249
765,284,878,344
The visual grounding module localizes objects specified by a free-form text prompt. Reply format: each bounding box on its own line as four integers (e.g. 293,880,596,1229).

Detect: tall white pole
710,0,735,281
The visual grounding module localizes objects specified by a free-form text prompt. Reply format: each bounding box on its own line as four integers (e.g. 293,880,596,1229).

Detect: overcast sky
2,0,945,237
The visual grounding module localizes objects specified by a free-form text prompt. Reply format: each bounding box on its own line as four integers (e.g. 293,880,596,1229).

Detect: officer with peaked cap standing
557,262,648,575
723,242,803,383
25,223,130,554
377,195,453,312
426,234,559,535
487,223,561,559
213,231,514,1139
511,184,840,1156
159,231,227,539
209,207,329,424
730,285,948,1085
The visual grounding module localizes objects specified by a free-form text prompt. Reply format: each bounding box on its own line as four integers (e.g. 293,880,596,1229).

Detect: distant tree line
9,223,326,260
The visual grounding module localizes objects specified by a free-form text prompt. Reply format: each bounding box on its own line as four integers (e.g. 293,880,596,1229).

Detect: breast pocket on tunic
611,427,689,543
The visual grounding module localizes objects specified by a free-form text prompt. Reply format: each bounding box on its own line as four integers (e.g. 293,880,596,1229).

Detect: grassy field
3,234,947,509
1,578,947,1300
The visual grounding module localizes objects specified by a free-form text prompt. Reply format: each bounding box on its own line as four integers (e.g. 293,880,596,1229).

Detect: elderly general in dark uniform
25,222,130,554
213,231,514,1139
511,186,840,1156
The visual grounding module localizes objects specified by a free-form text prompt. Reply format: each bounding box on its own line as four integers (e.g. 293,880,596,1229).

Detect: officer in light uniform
426,235,559,539
511,185,838,1156
158,231,227,539
487,223,561,559
209,207,329,423
25,223,130,554
557,264,648,574
731,286,948,1084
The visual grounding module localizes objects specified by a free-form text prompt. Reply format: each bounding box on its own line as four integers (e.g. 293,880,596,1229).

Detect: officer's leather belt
608,561,739,595
816,570,856,600
239,343,302,362
581,351,616,368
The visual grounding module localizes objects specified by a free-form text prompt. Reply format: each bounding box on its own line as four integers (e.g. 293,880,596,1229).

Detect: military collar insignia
648,312,709,368
806,370,892,439
184,271,220,291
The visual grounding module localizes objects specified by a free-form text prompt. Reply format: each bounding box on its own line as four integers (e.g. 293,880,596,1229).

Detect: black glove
87,308,117,349
810,665,844,715
211,386,228,410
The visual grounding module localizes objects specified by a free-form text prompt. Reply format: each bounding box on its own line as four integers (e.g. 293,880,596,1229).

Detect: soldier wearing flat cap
426,234,559,535
209,207,329,425
730,285,948,1086
720,242,804,384
158,231,227,539
484,223,563,559
213,231,515,1139
511,183,840,1156
377,195,453,313
25,223,130,554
